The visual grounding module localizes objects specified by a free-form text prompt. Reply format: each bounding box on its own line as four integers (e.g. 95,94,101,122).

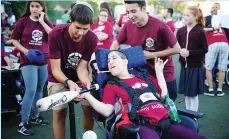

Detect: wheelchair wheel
225,67,229,87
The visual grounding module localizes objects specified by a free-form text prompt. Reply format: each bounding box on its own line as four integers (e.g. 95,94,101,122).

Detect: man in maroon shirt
48,3,98,139
110,0,181,101
163,8,176,33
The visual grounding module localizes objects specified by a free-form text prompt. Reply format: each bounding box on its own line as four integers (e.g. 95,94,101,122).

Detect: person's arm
97,22,113,41
11,39,28,55
38,12,52,34
204,27,221,32
143,42,181,59
155,58,168,99
11,18,28,55
4,56,15,68
50,59,80,91
97,32,108,41
111,22,128,50
77,84,115,117
76,59,91,88
110,40,120,50
5,39,13,45
83,93,114,117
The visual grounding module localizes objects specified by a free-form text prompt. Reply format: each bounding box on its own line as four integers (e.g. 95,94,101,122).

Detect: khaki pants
47,82,90,110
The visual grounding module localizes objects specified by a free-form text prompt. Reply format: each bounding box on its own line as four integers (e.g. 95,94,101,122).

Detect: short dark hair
70,3,75,9
166,8,173,17
124,0,146,9
109,50,128,60
70,4,93,24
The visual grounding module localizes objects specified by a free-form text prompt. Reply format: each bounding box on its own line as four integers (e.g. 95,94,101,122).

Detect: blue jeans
21,65,48,122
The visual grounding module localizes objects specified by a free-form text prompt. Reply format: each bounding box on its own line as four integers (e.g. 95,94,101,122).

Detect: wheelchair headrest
95,46,146,71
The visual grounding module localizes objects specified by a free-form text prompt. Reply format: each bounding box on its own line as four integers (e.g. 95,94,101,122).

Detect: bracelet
63,79,70,89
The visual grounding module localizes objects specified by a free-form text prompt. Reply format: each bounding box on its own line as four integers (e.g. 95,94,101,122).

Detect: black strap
107,70,162,119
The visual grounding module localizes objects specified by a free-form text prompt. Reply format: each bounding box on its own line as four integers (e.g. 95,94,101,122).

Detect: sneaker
216,91,225,97
17,122,35,136
204,91,215,96
31,116,50,125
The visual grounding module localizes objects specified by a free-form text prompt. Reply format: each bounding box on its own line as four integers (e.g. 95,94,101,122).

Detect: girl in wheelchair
77,50,207,139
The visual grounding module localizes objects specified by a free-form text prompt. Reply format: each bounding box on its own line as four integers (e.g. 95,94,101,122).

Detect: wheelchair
1,69,24,120
87,46,204,139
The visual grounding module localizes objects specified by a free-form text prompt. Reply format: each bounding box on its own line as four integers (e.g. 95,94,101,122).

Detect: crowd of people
1,0,229,139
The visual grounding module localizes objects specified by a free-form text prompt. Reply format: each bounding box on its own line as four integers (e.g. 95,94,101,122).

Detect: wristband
63,79,70,89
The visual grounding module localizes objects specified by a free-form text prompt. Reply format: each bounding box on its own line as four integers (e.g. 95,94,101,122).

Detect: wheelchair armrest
118,124,140,135
177,108,203,119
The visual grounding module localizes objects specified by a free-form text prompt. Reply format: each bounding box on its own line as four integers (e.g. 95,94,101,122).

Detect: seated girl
76,50,207,139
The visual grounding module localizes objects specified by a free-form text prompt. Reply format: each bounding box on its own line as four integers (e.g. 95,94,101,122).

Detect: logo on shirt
145,37,155,50
93,25,105,34
65,52,82,69
132,82,148,89
29,29,43,46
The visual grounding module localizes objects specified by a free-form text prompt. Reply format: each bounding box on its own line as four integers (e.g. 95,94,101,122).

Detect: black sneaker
204,90,215,96
31,116,49,125
216,91,225,97
17,122,35,136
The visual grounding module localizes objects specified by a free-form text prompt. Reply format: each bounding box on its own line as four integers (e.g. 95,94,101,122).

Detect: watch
63,79,70,89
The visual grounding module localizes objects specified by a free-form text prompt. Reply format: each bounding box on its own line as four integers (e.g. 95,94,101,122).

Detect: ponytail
187,6,205,28
197,8,205,28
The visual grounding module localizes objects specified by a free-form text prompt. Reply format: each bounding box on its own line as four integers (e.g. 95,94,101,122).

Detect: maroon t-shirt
11,16,53,67
91,21,113,51
48,24,98,83
166,20,175,33
116,16,177,82
117,13,129,27
206,30,228,46
102,76,161,106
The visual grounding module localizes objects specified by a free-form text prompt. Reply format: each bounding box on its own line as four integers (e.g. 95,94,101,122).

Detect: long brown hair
186,6,205,28
21,1,49,24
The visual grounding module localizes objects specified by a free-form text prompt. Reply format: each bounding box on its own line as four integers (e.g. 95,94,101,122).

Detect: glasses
99,14,108,17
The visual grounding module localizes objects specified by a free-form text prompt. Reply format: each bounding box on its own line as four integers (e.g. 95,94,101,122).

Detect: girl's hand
154,57,168,73
180,48,189,58
38,12,45,23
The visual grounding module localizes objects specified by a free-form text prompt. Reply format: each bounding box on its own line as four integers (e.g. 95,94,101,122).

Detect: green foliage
4,1,27,20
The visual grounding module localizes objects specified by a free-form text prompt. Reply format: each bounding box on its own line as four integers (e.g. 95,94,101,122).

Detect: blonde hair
186,6,205,28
